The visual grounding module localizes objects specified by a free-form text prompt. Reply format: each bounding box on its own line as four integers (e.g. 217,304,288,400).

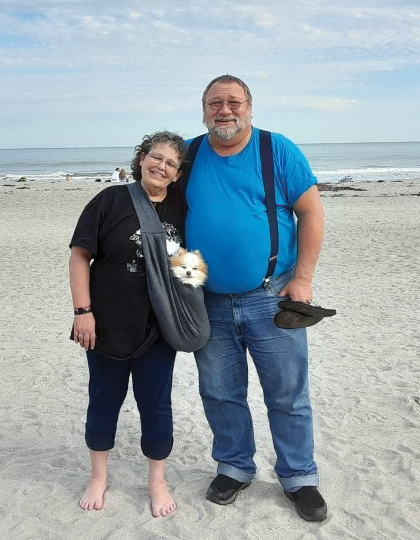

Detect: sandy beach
0,179,419,540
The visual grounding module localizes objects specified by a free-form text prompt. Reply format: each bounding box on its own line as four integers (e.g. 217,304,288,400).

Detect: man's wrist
293,274,313,283
74,306,92,315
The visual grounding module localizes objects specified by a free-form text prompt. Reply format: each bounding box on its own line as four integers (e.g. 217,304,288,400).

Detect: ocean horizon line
1,140,419,151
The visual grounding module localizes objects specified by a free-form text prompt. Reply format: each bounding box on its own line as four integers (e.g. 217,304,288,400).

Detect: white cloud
128,12,143,21
265,93,357,111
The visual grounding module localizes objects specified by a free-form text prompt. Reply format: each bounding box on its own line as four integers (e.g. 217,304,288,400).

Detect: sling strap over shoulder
181,129,279,279
127,182,210,353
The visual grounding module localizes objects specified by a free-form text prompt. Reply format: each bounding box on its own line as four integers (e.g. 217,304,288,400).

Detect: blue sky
1,0,419,148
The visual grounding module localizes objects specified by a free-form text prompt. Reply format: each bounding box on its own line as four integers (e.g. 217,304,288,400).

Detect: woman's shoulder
81,184,131,214
99,183,131,200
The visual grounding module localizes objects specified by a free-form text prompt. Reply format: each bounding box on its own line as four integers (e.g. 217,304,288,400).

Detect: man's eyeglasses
204,99,249,111
147,153,179,173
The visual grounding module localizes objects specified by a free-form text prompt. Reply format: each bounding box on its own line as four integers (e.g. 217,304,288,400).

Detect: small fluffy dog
170,248,207,288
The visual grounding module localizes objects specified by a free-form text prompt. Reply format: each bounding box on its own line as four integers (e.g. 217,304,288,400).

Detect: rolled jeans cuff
141,437,173,461
85,427,115,452
217,463,255,483
279,473,319,492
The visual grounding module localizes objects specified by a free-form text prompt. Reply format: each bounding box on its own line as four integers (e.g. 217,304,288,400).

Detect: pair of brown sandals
274,301,336,329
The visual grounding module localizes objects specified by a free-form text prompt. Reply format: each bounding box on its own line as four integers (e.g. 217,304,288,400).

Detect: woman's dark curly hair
130,131,188,183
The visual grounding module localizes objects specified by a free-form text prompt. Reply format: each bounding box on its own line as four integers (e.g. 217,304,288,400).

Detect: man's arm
279,185,324,302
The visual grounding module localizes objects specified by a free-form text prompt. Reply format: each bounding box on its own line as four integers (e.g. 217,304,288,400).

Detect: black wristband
74,307,92,315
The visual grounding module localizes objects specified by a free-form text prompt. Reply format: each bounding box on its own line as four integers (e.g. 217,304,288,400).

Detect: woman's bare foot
79,477,107,510
149,480,177,517
148,457,176,517
79,449,110,510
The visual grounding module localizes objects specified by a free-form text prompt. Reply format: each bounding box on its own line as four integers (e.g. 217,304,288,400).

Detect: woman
69,131,187,517
119,167,129,182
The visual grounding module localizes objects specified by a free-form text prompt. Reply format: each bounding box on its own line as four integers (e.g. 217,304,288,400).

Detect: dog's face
170,248,207,287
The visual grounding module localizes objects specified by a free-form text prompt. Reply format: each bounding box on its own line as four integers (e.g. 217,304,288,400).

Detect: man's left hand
279,277,312,302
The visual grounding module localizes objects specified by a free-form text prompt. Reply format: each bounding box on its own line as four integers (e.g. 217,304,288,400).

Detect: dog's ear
177,247,186,255
193,250,201,256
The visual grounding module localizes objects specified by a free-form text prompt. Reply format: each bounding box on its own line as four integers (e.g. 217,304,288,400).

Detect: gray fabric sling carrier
127,182,211,353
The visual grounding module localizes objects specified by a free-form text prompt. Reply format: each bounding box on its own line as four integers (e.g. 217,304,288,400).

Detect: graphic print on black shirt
127,222,182,274
127,228,144,274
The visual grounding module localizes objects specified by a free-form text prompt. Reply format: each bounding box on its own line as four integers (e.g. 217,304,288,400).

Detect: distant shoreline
1,140,420,151
2,141,420,184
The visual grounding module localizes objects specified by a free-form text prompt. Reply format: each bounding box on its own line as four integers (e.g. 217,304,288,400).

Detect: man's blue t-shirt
185,127,317,294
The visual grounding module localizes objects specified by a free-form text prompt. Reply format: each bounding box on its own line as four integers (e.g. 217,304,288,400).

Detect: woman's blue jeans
195,270,319,492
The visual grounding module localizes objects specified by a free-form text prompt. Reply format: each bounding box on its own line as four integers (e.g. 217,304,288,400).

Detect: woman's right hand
74,313,96,350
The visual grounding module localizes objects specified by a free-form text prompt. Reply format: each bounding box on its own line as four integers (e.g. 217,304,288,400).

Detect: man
184,75,327,522
111,167,120,182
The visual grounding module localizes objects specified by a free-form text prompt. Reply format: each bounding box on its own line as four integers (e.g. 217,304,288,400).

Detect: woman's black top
70,184,185,359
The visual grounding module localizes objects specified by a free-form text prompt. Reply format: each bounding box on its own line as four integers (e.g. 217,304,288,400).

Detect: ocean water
1,141,419,184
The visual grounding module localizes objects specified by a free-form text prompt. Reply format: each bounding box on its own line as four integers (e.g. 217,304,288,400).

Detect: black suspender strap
259,129,279,279
181,134,206,199
183,130,278,280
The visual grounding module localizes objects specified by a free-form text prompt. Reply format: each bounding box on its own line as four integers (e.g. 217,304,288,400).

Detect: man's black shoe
285,486,327,521
206,474,251,505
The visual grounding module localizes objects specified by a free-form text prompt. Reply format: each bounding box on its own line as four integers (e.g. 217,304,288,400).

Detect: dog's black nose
186,271,191,276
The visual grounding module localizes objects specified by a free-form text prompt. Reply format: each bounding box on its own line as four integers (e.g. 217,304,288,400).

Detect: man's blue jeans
195,270,319,492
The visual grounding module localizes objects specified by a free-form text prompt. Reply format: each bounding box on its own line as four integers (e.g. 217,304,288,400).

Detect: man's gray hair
202,74,252,107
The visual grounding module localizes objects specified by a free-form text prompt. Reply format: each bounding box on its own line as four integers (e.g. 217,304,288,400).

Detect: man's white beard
204,111,252,140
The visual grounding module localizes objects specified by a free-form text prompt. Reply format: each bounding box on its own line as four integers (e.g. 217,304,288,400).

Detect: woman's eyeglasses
147,153,179,172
